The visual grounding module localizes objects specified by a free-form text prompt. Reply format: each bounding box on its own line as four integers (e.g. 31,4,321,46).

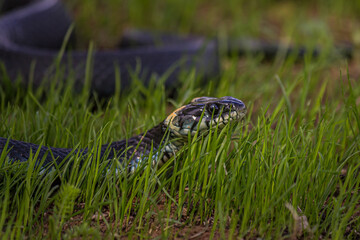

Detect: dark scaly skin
0,96,246,171
0,124,165,169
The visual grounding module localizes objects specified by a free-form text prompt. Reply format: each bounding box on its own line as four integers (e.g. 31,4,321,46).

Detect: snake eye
208,104,219,115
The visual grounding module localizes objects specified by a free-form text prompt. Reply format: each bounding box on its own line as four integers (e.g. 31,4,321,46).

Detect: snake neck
135,123,168,152
136,122,186,152
123,122,187,170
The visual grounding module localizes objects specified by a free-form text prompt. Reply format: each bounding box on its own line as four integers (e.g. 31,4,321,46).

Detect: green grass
1,0,360,239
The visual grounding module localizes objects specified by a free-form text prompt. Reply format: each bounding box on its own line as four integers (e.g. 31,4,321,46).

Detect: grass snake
0,96,247,172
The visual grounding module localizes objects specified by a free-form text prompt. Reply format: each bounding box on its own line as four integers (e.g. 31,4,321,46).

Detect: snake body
0,0,218,96
0,96,246,171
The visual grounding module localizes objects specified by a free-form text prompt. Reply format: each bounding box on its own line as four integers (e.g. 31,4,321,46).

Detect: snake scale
0,96,246,172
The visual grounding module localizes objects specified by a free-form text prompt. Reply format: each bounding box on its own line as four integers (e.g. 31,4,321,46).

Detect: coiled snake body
0,0,352,97
0,96,246,172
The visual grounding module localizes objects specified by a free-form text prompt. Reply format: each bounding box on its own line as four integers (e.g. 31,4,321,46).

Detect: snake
0,0,352,97
0,96,246,172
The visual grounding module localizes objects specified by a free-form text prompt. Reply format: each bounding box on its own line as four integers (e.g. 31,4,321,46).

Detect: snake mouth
163,96,246,138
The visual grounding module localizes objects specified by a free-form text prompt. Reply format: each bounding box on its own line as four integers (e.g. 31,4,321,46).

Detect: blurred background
63,0,360,112
1,0,359,119
63,0,359,50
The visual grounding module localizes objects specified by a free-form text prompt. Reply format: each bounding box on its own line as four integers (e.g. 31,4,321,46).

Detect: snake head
163,96,246,139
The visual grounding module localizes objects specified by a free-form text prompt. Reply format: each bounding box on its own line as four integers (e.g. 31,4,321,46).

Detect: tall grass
0,49,359,238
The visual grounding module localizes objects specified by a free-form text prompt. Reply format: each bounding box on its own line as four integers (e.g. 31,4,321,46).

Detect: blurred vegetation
64,0,360,48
